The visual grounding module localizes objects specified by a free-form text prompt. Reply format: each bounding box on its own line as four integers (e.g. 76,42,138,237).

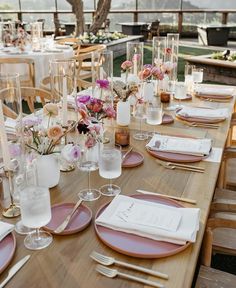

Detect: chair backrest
56,37,81,52
78,44,106,55
37,19,45,30
0,57,35,88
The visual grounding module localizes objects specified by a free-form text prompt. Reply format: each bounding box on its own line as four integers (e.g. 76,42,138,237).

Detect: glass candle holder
49,59,76,126
152,36,167,67
115,128,130,147
126,42,144,77
166,33,179,83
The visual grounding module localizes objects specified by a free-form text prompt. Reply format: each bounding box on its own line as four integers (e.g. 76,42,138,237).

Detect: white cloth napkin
195,86,234,96
177,107,229,120
96,195,200,245
146,134,212,156
0,221,14,242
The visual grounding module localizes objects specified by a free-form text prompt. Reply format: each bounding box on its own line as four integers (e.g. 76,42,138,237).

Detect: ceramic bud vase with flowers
23,103,68,188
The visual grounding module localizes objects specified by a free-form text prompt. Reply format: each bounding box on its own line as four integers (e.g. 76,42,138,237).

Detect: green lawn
113,45,217,82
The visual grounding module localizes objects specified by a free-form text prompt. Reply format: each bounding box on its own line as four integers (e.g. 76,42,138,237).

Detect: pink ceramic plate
162,113,174,124
146,147,204,163
176,113,225,124
0,233,16,274
44,203,92,235
195,93,233,100
122,151,144,168
174,94,192,101
95,194,191,258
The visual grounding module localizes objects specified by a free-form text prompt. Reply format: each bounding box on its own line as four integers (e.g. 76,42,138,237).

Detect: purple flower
143,64,153,69
104,105,116,119
96,79,110,89
23,115,42,127
61,144,81,163
76,95,91,104
9,143,21,157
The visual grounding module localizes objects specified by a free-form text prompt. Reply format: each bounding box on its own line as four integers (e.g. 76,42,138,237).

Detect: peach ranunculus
47,125,63,141
43,103,59,117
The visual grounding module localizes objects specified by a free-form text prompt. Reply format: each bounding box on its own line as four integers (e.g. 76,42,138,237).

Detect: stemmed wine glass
20,183,52,250
77,144,101,201
133,99,148,141
99,144,122,196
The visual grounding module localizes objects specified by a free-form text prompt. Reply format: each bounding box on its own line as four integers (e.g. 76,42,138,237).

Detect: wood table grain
0,85,235,288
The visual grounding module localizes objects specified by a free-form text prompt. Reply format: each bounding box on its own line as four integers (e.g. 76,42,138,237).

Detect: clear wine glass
20,185,53,250
99,144,122,196
77,144,101,201
133,100,148,141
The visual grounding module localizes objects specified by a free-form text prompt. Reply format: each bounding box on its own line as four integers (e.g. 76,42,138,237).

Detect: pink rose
121,60,133,71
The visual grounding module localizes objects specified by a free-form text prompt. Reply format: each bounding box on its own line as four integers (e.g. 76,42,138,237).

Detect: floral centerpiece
23,103,67,155
75,94,116,147
23,103,77,188
79,31,126,44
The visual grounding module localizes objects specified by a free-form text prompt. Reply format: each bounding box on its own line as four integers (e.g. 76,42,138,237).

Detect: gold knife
0,255,31,288
136,189,197,205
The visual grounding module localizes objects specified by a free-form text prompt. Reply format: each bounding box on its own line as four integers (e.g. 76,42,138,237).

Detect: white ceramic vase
36,154,60,188
116,101,130,126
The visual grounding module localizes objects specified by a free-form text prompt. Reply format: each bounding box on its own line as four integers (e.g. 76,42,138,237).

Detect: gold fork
155,159,204,173
90,251,168,279
96,265,165,288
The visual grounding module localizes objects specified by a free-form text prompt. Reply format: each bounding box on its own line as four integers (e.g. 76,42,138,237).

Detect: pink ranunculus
96,79,110,89
151,67,164,80
138,67,152,80
85,135,96,148
121,60,133,71
88,123,101,135
76,102,90,125
87,98,103,113
165,47,172,54
161,61,176,74
104,105,116,119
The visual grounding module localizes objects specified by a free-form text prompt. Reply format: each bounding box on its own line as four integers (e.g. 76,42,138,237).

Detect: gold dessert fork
90,251,168,279
96,265,165,288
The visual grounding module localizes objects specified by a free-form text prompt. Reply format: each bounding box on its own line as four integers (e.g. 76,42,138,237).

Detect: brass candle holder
2,169,21,218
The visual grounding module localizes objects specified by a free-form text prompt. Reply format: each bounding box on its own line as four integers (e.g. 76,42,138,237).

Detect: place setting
175,105,229,124
94,193,200,259
194,86,235,102
145,132,211,165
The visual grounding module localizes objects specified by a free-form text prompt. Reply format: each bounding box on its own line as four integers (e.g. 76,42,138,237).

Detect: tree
66,0,112,36
66,0,85,35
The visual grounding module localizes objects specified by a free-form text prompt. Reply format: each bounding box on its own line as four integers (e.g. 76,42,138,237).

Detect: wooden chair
195,189,236,287
217,147,236,189
0,58,35,88
55,37,81,52
0,87,52,118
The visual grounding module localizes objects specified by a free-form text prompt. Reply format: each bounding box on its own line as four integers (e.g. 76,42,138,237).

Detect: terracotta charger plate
122,151,144,168
44,203,92,235
0,233,16,274
162,113,174,124
94,194,191,258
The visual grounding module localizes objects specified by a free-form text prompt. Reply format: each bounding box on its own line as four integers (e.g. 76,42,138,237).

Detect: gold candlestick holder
2,169,21,218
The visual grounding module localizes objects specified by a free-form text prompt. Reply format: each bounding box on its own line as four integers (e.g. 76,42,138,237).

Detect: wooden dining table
0,84,235,288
